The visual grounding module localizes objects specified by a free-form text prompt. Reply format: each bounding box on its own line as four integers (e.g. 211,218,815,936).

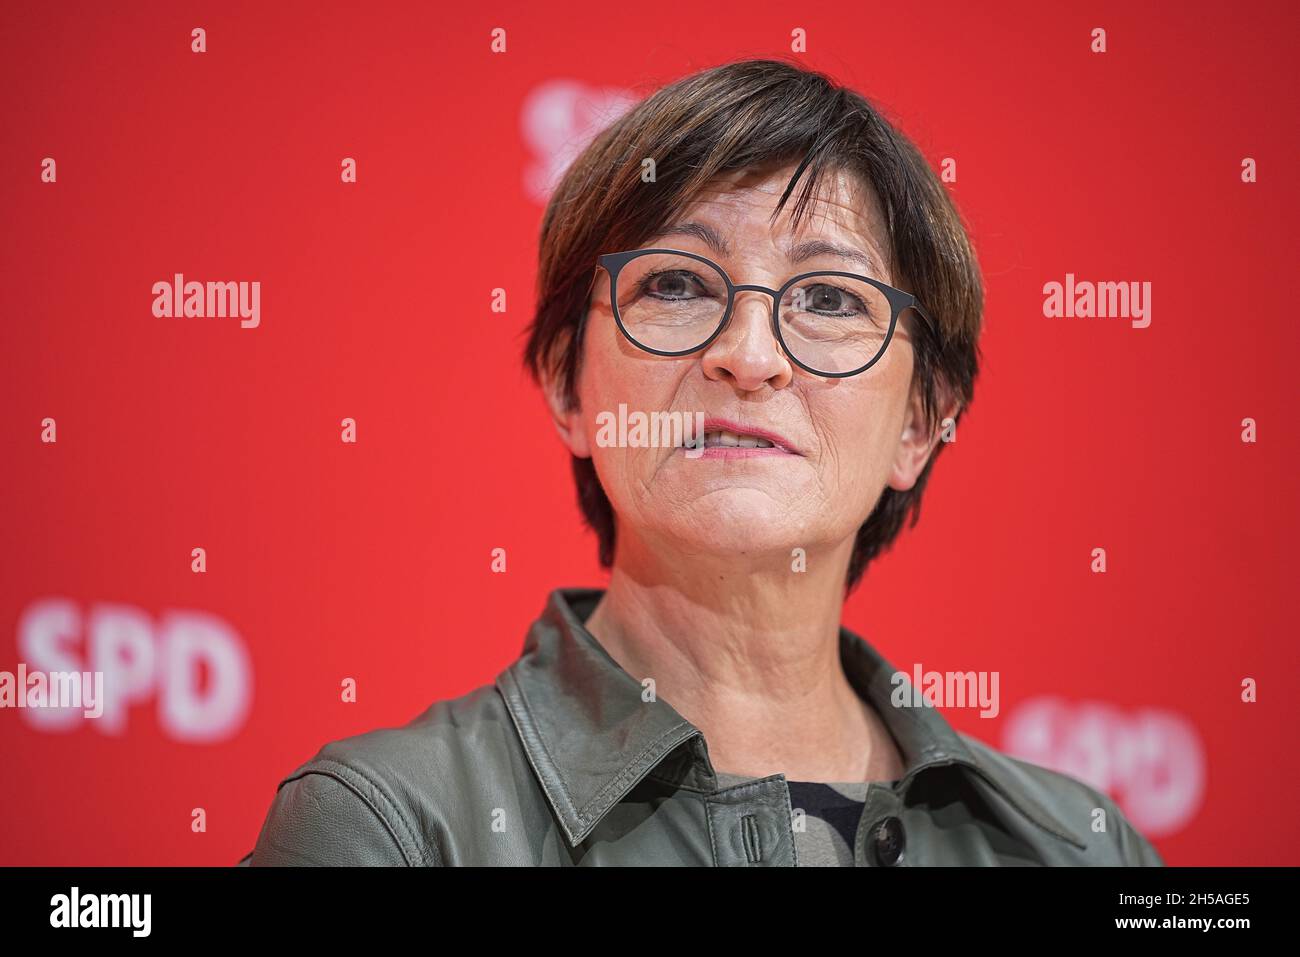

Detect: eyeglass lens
612,251,892,376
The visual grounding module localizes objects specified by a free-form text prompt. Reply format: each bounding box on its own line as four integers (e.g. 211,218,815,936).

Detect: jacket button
870,816,906,866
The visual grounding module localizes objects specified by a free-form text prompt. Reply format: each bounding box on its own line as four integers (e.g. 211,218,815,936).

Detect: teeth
701,430,775,449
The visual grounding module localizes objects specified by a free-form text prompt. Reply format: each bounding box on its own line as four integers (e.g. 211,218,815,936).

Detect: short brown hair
523,57,984,593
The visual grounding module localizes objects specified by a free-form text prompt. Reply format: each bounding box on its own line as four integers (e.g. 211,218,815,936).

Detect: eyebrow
652,222,876,272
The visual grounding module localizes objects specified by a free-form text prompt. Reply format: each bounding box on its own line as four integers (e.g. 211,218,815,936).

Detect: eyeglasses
595,248,933,378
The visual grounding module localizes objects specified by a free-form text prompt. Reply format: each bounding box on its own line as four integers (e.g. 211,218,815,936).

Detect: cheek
580,323,683,418
818,364,911,491
577,332,689,483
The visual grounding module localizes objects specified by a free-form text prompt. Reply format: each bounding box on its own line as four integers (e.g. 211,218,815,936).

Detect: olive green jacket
239,587,1164,866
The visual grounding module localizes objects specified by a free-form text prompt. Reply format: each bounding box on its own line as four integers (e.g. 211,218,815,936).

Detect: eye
802,282,866,316
638,269,709,301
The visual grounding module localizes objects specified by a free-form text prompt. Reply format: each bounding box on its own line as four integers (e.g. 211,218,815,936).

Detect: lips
696,417,800,455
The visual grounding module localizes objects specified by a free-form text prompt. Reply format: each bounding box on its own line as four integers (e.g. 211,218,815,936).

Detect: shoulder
955,732,1165,866
247,682,519,866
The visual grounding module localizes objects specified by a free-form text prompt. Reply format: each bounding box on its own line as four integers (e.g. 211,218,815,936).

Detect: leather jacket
239,587,1165,866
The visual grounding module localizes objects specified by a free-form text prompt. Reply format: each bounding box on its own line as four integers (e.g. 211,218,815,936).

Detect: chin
654,487,816,553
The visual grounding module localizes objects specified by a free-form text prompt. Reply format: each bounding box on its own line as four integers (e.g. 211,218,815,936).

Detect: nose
699,288,793,391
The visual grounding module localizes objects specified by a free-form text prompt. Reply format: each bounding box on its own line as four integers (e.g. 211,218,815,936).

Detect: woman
243,58,1163,866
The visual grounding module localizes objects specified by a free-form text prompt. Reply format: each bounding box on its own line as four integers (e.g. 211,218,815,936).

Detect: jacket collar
495,587,1084,849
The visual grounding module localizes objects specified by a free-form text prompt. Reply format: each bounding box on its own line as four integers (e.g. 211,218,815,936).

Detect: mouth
686,417,801,458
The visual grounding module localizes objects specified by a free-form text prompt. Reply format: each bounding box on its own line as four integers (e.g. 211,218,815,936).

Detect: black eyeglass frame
595,247,934,379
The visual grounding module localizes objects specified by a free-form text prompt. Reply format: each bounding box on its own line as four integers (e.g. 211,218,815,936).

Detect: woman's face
548,162,945,565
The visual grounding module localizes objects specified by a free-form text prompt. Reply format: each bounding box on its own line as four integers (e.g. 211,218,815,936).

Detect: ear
887,381,960,492
539,364,591,459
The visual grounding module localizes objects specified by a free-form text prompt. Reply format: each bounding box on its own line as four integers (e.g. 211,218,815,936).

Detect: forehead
670,162,888,251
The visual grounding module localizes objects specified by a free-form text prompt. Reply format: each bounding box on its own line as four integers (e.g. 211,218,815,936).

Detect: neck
582,529,903,783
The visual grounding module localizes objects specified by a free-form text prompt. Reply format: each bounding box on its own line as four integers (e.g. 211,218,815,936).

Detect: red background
2,0,1297,865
